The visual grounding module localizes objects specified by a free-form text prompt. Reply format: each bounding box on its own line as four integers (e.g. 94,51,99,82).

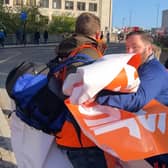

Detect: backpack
5,53,95,134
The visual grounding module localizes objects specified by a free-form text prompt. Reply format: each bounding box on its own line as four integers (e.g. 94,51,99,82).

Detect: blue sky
112,0,168,29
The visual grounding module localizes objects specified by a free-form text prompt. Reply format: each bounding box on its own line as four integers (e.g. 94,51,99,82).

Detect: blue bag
5,54,94,134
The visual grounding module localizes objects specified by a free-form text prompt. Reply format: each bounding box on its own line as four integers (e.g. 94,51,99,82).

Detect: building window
4,0,9,4
39,0,49,8
65,1,74,10
52,0,61,9
26,0,36,6
89,3,97,12
13,0,23,5
77,2,85,11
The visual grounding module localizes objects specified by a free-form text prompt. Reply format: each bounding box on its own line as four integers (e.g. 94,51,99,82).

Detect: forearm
96,90,146,112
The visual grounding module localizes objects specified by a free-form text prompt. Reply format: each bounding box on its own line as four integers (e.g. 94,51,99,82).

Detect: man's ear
150,44,154,52
146,44,153,53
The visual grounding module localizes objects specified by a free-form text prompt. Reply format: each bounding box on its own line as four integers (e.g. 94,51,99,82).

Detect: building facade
162,9,168,28
4,0,112,33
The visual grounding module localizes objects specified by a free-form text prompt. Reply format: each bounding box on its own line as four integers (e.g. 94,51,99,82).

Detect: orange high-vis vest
55,43,103,148
56,120,95,147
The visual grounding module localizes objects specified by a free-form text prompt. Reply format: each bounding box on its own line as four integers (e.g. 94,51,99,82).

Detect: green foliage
48,14,76,34
22,7,48,32
0,5,48,33
0,0,3,7
0,6,19,33
0,5,75,34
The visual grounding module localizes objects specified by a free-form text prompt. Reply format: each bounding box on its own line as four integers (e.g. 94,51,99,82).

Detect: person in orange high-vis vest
53,12,116,168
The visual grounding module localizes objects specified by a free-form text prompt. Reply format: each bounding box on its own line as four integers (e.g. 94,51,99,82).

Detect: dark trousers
65,147,107,168
0,38,4,47
146,154,168,167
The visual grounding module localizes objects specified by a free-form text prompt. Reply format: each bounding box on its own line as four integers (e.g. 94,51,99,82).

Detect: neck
144,53,154,64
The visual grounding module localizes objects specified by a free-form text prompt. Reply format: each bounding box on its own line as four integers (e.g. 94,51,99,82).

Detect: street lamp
122,17,126,28
156,4,160,28
129,10,132,27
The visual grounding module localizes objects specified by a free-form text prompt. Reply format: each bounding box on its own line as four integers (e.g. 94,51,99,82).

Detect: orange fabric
97,39,107,54
104,152,117,168
65,99,168,161
104,54,140,93
105,66,139,93
56,121,95,148
69,44,103,58
105,68,128,91
80,130,96,147
127,53,141,69
55,43,102,148
57,43,103,82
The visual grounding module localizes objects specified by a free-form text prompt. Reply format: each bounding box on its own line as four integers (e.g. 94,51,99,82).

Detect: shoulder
139,58,167,79
78,47,100,60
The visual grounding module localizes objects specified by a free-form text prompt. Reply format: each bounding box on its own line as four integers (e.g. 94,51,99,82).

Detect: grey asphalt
0,42,125,88
0,43,59,168
0,44,58,88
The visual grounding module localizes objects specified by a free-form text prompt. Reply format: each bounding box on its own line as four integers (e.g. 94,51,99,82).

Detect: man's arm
96,60,166,112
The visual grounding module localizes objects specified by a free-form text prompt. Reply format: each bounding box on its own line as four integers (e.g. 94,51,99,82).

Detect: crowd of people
7,12,168,168
18,30,49,45
0,29,49,47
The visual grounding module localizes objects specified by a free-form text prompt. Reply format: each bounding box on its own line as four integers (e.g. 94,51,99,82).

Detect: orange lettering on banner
127,53,142,69
65,99,168,161
105,68,128,91
104,66,139,93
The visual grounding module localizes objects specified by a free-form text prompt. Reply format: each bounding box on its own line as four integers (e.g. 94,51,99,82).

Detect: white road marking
0,52,21,64
0,72,8,76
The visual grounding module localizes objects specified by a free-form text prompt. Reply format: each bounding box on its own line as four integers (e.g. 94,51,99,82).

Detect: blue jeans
66,147,107,168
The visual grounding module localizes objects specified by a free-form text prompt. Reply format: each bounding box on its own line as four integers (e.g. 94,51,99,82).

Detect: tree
0,4,48,33
17,6,48,33
2,7,21,33
48,14,76,34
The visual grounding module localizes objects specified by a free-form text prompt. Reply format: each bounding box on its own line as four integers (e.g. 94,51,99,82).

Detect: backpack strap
69,43,103,58
58,43,102,81
49,53,95,74
49,42,103,79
